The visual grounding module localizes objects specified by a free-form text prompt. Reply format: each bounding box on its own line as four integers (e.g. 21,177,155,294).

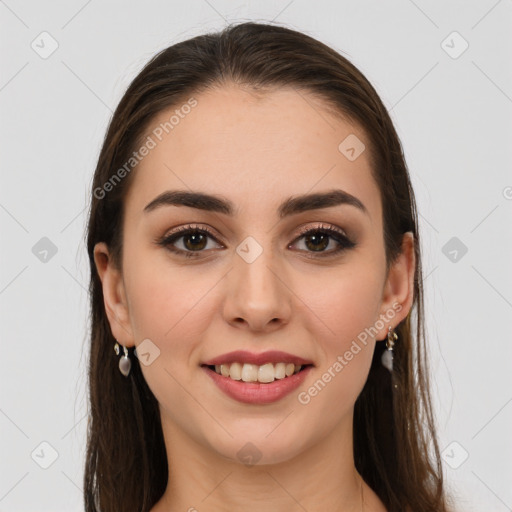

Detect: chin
204,423,312,467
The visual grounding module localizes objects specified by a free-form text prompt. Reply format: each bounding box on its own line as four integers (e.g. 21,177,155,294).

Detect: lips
202,364,313,404
202,350,314,367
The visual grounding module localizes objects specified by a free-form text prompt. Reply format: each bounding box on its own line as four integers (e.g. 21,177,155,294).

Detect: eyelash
156,223,356,259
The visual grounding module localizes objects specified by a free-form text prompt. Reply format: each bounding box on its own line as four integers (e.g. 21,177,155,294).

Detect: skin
94,83,415,512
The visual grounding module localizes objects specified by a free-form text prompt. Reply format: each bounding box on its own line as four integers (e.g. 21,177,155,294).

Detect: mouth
202,362,314,384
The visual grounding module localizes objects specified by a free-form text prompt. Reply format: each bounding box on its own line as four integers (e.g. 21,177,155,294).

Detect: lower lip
201,365,313,404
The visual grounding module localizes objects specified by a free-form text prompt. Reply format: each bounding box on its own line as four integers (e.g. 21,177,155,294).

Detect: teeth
258,363,275,383
286,363,296,376
241,363,258,382
213,362,304,383
229,362,242,380
275,362,286,379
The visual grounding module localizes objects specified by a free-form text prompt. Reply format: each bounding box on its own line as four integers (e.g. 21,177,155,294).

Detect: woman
84,21,452,512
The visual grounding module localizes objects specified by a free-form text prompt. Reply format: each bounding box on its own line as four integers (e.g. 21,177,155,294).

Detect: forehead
124,84,381,224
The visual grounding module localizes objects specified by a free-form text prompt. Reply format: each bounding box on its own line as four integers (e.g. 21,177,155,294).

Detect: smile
201,364,313,404
208,362,306,383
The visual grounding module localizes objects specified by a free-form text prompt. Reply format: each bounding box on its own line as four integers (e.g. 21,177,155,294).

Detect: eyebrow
143,189,368,218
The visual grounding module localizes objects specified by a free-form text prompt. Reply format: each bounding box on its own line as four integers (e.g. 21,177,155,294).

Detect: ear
375,232,416,340
93,242,135,347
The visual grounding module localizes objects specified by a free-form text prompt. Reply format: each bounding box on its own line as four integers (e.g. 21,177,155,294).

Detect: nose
222,243,292,332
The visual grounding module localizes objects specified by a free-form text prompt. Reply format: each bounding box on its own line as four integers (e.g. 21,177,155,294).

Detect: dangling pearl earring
114,341,131,377
381,326,397,372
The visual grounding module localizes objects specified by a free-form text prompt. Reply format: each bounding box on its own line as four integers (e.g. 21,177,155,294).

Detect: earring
114,341,131,377
381,326,397,372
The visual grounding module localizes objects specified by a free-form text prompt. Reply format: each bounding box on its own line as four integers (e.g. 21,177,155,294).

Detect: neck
152,411,365,512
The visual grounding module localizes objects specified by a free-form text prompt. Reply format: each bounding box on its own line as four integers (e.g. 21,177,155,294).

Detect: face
95,83,414,466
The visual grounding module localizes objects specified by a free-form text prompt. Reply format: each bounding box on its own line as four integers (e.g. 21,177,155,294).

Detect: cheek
304,263,384,345
122,249,220,414
124,246,217,343
296,263,384,400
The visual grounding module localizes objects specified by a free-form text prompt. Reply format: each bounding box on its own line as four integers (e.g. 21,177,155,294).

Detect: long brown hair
84,21,451,512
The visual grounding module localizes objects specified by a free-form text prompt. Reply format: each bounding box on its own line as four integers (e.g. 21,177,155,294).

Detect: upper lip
202,350,314,367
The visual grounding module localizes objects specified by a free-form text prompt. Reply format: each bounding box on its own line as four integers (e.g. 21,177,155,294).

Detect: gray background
1,1,511,510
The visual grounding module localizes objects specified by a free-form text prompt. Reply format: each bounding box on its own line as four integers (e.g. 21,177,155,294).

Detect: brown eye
303,232,330,252
182,232,208,251
157,223,356,260
290,224,356,257
157,225,223,258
